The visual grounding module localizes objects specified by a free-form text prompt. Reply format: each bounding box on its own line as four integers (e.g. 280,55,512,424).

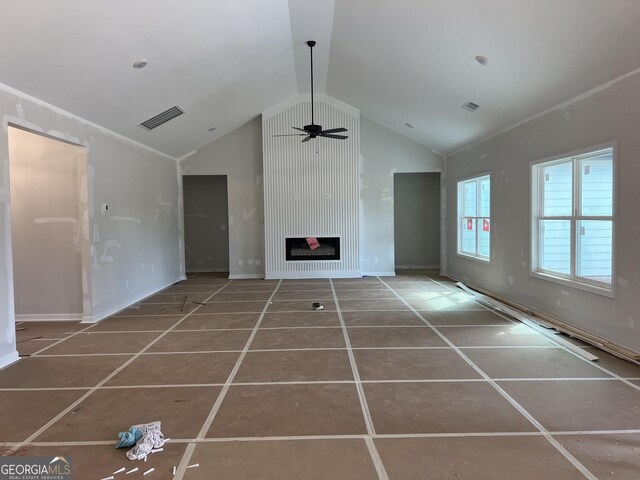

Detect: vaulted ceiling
2,0,640,158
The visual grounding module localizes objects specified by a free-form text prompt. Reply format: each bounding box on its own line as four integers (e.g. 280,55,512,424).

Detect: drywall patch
101,239,121,263
618,276,630,288
628,317,635,328
389,168,398,178
508,276,515,287
111,216,142,224
242,208,256,221
381,187,393,204
480,153,487,160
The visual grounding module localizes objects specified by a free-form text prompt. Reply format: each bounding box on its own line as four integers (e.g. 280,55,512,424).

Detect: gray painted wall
9,127,83,316
0,84,184,368
181,117,264,278
183,175,230,272
360,116,443,275
444,70,640,353
394,172,441,268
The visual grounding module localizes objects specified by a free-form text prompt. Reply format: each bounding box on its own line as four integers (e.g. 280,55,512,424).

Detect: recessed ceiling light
405,123,414,129
208,127,216,132
133,59,148,69
475,55,491,66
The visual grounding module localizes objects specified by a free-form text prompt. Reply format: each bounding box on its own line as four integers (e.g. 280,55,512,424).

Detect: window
531,146,614,295
457,174,490,260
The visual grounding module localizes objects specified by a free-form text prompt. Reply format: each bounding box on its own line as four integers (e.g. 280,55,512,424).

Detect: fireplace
285,237,341,261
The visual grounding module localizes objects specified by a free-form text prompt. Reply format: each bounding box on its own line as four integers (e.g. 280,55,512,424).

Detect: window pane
478,218,490,257
461,218,476,255
581,153,613,216
540,220,571,275
479,176,490,217
463,180,477,217
577,220,612,284
543,161,573,216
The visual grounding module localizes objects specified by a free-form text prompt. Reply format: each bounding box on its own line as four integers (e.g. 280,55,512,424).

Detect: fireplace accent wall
286,237,340,261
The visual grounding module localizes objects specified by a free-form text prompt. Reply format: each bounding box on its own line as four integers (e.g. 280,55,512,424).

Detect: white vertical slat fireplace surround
262,94,360,279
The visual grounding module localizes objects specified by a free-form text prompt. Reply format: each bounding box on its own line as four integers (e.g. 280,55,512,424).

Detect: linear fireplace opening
285,237,340,261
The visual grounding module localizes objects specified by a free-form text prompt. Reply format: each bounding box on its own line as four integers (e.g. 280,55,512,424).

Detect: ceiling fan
273,40,349,143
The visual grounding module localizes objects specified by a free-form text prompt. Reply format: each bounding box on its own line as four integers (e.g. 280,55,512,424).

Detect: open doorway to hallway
393,172,441,274
8,125,91,356
183,175,230,274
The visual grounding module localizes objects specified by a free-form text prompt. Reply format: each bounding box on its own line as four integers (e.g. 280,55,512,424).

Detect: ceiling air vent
462,101,480,112
139,105,184,130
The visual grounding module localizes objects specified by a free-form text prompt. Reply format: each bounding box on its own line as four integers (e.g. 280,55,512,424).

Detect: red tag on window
466,219,473,230
483,219,490,232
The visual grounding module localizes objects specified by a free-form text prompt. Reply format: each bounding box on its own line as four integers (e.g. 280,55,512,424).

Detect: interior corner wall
360,117,443,276
181,117,264,278
0,85,183,362
444,71,640,353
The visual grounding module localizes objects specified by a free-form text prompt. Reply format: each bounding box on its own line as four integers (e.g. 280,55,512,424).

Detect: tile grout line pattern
377,276,599,480
172,279,284,480
7,280,236,454
330,278,389,480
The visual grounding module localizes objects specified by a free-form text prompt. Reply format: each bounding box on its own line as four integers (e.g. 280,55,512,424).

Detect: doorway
394,172,441,271
183,175,230,274
8,126,91,354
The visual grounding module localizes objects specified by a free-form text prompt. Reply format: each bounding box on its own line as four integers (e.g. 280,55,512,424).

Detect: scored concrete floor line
172,279,284,480
377,276,599,480
330,279,389,480
7,279,236,454
426,275,640,393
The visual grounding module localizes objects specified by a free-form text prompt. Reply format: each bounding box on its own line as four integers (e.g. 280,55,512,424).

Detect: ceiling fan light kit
273,40,349,142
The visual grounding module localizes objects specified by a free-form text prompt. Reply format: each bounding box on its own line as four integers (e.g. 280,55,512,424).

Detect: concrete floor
1,272,640,479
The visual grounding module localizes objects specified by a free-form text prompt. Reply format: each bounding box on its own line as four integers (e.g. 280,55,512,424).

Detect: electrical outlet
238,259,243,266
247,259,254,265
373,257,378,264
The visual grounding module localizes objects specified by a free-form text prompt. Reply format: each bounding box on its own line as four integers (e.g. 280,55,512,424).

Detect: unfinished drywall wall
181,117,264,278
394,172,440,269
445,69,640,353
0,83,183,367
9,127,84,318
360,117,443,275
183,175,230,272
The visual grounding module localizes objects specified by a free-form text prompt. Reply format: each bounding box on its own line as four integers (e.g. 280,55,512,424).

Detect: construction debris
311,302,323,310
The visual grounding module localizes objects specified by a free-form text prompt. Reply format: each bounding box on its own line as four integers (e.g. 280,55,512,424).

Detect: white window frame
457,173,491,262
530,143,616,298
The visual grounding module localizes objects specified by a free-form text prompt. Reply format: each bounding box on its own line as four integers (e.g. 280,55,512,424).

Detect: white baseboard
395,264,440,270
87,276,183,323
362,271,396,277
229,274,263,280
15,313,83,322
265,270,362,279
0,350,19,370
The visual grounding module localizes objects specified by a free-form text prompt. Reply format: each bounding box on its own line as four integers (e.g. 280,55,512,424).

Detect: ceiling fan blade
301,136,312,143
292,127,308,133
319,133,349,140
273,134,306,137
320,128,348,134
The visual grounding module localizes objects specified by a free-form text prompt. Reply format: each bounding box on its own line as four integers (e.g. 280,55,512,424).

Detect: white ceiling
2,1,640,158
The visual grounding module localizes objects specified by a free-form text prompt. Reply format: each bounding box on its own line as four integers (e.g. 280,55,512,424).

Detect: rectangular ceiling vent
139,105,184,130
462,101,480,112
